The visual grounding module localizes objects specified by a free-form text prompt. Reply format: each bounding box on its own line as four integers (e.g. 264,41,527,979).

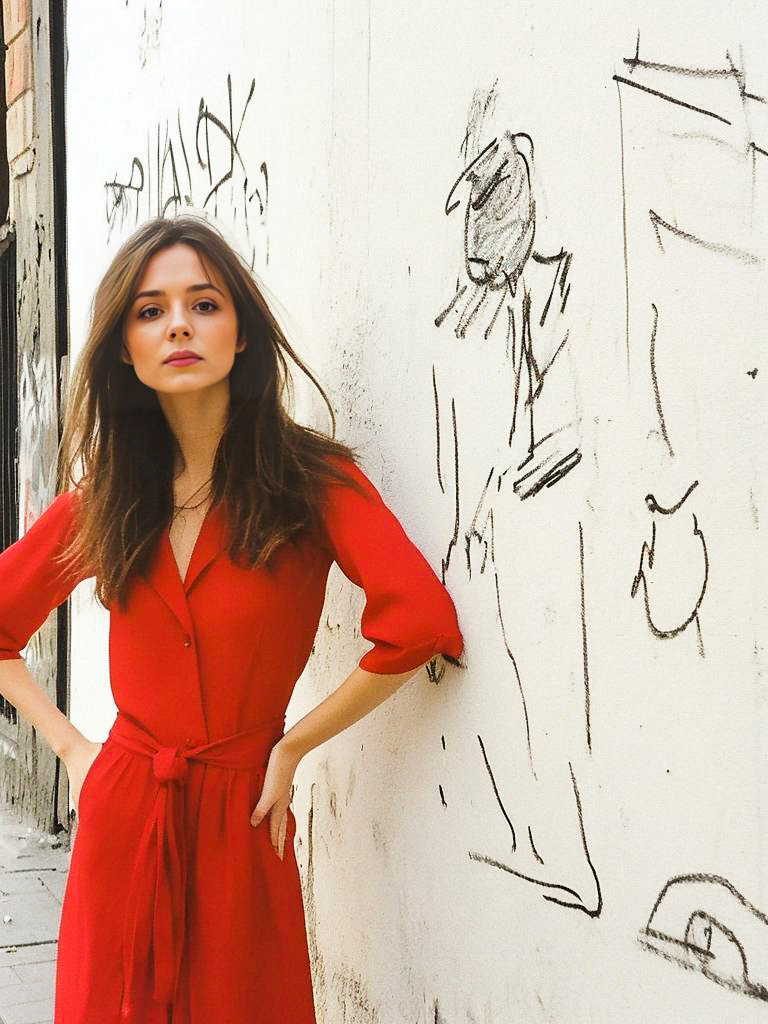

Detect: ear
120,339,133,365
235,331,246,354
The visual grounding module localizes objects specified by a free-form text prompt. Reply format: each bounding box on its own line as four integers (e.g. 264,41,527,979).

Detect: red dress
0,455,464,1023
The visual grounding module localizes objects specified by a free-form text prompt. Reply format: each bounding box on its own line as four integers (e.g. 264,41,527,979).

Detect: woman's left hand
250,740,302,859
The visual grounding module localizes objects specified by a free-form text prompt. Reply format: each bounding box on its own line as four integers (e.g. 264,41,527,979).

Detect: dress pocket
77,742,105,816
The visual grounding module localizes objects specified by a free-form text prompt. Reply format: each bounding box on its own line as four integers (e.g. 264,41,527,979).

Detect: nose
167,302,193,340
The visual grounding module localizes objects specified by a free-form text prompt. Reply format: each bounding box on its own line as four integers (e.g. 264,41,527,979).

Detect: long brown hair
58,213,366,608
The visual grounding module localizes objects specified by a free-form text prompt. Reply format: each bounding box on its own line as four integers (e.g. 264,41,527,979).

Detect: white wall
65,1,768,1020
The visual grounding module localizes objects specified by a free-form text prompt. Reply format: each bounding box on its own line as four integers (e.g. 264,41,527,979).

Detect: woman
0,213,464,1023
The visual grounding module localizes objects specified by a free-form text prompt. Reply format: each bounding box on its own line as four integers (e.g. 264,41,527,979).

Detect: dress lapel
142,502,229,635
182,501,229,592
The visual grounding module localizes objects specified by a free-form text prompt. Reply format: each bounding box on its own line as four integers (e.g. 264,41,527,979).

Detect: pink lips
165,356,202,368
164,351,202,367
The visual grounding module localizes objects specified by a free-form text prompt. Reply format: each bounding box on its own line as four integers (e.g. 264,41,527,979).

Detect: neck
157,379,230,486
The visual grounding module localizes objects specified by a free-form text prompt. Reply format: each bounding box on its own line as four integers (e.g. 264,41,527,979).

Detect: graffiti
630,481,709,655
104,74,268,267
433,81,598,917
640,873,768,1002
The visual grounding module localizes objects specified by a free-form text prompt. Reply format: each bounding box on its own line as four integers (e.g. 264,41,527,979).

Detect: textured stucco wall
1,0,65,828
65,1,768,1020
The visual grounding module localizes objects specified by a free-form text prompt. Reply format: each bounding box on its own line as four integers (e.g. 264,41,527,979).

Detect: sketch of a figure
435,112,581,498
433,82,599,915
616,37,766,659
640,874,768,1002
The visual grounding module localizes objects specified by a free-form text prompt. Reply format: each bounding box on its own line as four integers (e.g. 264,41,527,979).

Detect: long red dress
0,454,464,1023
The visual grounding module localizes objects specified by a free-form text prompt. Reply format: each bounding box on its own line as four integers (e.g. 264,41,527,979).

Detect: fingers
250,804,288,860
271,810,287,860
278,815,286,860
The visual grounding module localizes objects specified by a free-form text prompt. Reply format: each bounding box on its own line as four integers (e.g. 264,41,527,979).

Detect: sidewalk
0,804,71,1024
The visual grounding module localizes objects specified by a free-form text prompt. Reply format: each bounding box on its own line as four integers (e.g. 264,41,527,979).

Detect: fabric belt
105,711,286,1019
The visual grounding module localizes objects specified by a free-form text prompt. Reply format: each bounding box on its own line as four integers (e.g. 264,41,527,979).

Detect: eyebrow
131,283,226,303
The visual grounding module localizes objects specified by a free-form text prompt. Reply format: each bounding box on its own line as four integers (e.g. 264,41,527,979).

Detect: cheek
123,334,160,386
207,314,242,367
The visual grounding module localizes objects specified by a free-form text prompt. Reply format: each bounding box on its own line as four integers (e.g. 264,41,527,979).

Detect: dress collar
141,501,229,635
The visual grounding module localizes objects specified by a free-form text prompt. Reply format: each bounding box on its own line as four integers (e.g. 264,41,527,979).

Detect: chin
154,373,232,396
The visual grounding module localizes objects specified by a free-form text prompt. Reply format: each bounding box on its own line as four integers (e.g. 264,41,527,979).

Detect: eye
137,305,162,320
194,299,219,313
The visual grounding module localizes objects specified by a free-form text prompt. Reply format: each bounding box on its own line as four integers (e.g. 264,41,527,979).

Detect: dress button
183,635,192,648
184,737,195,748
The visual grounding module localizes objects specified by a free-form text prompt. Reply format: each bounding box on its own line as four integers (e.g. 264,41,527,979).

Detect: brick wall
3,0,34,175
0,0,62,830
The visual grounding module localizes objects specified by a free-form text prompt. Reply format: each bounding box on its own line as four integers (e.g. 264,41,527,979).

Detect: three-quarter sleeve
0,490,88,661
319,455,464,675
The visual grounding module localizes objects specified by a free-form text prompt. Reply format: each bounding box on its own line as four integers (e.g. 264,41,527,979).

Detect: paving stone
0,995,54,1023
0,966,18,987
7,964,54,987
0,851,68,874
0,945,56,969
0,892,60,946
0,978,52,1007
0,810,73,1021
0,831,66,870
0,877,49,897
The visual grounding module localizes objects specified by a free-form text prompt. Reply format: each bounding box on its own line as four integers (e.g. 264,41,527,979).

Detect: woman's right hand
63,737,103,815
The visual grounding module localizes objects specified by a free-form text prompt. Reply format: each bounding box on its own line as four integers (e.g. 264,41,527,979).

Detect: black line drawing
617,40,768,1008
433,81,598,916
104,74,267,268
615,35,766,672
137,0,163,67
434,90,581,499
469,763,602,918
477,733,517,853
648,303,674,459
630,482,709,656
649,209,761,265
579,521,591,753
640,874,768,1002
615,33,766,377
613,75,733,126
527,826,544,866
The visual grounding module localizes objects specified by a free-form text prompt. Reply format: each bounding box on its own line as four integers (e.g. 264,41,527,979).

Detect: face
121,242,245,396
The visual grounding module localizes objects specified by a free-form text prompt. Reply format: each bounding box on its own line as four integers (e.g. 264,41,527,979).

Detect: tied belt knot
105,711,286,1020
152,746,189,783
